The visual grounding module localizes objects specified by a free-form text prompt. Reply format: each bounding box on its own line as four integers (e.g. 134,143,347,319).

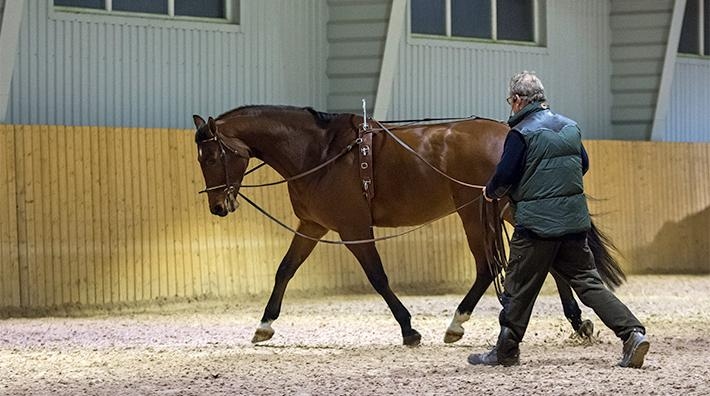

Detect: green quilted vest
510,108,591,237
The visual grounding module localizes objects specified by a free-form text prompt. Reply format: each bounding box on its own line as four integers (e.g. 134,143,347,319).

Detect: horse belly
372,183,456,227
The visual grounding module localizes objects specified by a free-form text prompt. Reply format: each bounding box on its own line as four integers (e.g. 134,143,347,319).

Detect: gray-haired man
469,71,649,368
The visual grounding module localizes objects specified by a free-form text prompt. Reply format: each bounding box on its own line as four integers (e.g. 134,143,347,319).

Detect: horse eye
204,156,217,166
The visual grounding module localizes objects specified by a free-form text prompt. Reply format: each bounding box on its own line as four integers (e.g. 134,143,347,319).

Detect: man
468,71,649,368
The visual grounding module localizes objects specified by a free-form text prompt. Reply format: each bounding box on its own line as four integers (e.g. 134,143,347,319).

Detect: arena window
411,0,539,44
679,0,710,56
53,0,238,24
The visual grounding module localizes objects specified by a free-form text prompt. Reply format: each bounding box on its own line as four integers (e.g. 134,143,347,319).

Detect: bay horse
192,105,624,346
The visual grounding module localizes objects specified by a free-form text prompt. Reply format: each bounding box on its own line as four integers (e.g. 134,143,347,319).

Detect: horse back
369,118,509,226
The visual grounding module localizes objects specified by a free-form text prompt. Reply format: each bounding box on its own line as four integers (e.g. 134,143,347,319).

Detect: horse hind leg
445,203,494,343
551,270,594,339
342,234,421,346
252,221,327,343
445,274,494,343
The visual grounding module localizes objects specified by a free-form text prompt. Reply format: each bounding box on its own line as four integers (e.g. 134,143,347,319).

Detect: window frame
679,0,709,57
52,0,240,29
409,0,543,47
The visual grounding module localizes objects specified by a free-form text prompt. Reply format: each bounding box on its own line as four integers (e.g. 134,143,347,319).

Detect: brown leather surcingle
358,121,374,205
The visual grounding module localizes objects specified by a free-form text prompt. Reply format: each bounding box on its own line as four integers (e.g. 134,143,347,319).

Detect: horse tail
587,219,626,289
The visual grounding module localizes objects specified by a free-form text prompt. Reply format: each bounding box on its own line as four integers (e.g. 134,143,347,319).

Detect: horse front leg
551,270,594,339
252,220,327,343
342,232,421,346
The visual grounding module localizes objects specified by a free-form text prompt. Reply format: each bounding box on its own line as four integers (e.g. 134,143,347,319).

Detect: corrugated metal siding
610,0,674,140
388,0,613,139
6,0,328,129
664,58,710,142
326,0,391,114
584,140,710,273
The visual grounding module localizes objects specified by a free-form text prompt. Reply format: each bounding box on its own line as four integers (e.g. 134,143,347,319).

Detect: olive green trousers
500,233,644,342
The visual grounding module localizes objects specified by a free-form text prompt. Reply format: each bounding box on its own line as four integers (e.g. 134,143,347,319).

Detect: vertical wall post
0,0,25,122
374,0,406,120
651,0,686,140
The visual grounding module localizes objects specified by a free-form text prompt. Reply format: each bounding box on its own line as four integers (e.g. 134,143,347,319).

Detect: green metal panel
326,0,391,114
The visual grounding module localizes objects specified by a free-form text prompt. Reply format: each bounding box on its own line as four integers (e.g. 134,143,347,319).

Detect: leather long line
215,117,505,248
480,200,511,302
237,191,483,245
239,137,362,187
373,120,486,190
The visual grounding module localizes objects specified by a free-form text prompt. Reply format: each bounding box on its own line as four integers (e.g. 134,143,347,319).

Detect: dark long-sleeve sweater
485,130,589,200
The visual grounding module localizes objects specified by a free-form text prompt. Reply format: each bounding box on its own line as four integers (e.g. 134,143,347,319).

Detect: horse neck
226,115,327,179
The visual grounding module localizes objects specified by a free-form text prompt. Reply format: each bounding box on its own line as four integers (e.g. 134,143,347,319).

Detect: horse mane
216,105,345,129
303,107,342,127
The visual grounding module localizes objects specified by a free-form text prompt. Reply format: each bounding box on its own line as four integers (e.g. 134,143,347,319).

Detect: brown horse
192,105,624,346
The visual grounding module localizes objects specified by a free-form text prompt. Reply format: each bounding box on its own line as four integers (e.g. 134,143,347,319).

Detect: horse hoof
443,330,464,344
251,327,275,343
577,319,594,339
403,330,422,347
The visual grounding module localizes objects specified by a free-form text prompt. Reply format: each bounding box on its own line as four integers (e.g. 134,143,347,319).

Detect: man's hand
482,187,494,202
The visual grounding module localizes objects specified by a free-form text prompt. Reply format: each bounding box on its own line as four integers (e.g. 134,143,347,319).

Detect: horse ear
208,116,217,133
193,115,206,129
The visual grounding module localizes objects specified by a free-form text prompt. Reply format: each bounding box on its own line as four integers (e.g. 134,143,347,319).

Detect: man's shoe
468,326,521,367
618,330,649,368
468,348,499,366
467,347,520,367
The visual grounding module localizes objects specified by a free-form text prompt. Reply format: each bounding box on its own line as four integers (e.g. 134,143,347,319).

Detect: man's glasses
506,95,527,105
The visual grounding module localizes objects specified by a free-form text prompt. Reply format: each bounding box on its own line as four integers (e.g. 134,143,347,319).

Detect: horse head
193,114,250,217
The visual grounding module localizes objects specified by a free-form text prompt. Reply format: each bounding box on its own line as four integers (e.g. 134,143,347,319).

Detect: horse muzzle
211,186,240,217
211,200,239,216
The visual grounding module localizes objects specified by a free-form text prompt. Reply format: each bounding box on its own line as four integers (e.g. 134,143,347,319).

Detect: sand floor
1,275,709,395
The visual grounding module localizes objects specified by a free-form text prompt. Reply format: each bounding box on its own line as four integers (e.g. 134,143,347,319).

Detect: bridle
197,134,241,195
199,127,367,191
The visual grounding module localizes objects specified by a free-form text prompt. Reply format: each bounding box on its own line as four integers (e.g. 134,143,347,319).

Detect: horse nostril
212,204,227,217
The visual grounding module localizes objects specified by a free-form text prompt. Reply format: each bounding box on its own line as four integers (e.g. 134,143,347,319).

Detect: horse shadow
629,206,710,274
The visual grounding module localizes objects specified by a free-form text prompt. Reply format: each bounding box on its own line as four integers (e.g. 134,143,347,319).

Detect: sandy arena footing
1,275,709,395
